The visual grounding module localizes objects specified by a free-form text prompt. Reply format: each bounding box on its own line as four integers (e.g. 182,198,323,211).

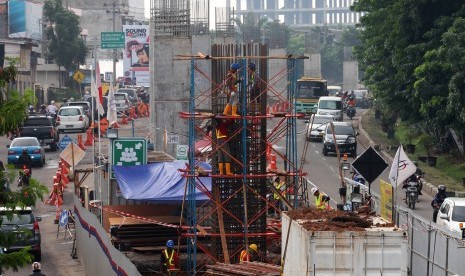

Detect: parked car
116,88,138,104
306,114,335,141
436,197,465,232
0,206,42,261
114,92,133,116
7,137,46,167
322,122,358,157
20,115,59,151
56,106,89,133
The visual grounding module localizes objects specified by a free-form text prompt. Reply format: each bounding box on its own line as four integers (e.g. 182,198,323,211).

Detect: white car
436,197,465,232
306,114,335,141
56,106,89,133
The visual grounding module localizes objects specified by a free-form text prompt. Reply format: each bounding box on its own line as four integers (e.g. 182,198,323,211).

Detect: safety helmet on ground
166,240,174,248
32,262,41,270
230,63,240,71
438,185,446,192
248,63,256,71
311,187,318,195
249,243,258,252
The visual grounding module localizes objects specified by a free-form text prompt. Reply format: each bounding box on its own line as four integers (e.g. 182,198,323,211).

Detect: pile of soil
287,208,373,232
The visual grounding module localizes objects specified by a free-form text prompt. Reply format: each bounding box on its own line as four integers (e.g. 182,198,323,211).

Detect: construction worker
240,243,259,263
311,187,331,210
247,62,262,113
273,176,286,217
216,118,233,175
223,63,241,116
161,240,178,273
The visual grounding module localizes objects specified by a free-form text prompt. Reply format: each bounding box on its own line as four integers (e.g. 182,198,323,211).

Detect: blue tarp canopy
112,161,211,201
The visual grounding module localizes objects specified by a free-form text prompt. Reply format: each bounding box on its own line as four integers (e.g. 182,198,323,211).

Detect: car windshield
319,100,342,110
115,94,127,101
326,124,354,135
353,90,367,99
1,212,34,225
59,108,81,116
312,117,333,125
68,103,89,111
23,118,50,126
118,90,135,98
11,138,39,147
452,206,465,221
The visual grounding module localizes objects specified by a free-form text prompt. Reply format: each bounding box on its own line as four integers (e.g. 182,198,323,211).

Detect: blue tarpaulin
112,161,211,201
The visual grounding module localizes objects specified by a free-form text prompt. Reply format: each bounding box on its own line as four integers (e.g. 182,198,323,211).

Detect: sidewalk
357,110,441,197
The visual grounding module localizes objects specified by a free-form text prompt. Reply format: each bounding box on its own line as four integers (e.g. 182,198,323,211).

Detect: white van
327,85,342,96
317,96,343,121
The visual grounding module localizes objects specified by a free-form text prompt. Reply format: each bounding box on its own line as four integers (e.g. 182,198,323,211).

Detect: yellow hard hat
249,243,258,252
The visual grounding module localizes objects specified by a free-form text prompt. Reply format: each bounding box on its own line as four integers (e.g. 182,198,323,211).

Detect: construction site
67,1,465,276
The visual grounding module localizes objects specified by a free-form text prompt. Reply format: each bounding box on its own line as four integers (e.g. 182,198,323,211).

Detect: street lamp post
104,1,127,85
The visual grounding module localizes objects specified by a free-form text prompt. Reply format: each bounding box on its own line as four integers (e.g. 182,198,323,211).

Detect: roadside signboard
379,180,393,222
59,142,86,167
59,209,69,227
58,135,75,151
111,138,147,178
101,32,125,49
351,146,388,184
176,145,188,160
73,70,84,83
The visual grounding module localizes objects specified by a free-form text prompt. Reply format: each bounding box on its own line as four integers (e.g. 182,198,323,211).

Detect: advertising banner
8,0,43,40
379,179,393,222
122,25,150,87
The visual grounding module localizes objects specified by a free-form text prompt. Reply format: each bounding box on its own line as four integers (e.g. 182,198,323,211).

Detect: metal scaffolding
178,45,307,274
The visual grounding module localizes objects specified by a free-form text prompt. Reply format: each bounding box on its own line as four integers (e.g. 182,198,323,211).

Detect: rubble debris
287,208,381,232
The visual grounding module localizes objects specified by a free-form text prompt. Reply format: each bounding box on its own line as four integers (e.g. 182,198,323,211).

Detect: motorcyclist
404,161,423,195
432,185,447,223
39,104,47,114
18,148,32,173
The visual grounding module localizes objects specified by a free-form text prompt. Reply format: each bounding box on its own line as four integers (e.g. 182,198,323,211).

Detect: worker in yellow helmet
240,243,259,263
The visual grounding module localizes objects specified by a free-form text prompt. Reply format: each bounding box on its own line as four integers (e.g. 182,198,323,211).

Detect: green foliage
287,34,305,56
353,0,465,145
43,0,88,71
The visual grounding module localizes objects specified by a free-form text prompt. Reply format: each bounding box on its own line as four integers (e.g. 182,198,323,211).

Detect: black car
20,115,60,151
322,122,358,157
0,207,42,261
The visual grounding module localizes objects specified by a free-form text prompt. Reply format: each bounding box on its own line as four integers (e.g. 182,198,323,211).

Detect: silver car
114,92,133,116
306,114,335,141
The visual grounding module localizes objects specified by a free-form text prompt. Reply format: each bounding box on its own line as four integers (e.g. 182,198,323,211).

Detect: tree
0,62,48,271
352,0,465,138
233,12,269,43
43,0,87,85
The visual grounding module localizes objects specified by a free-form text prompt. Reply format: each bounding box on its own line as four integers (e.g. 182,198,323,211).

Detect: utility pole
104,0,127,84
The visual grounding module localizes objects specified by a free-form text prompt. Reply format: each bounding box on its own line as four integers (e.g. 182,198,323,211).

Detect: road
273,108,433,220
0,109,434,274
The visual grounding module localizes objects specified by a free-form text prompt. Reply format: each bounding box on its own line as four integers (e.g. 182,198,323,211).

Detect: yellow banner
380,179,393,222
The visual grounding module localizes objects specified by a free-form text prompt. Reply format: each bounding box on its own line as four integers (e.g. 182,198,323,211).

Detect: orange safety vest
239,249,251,263
163,249,176,269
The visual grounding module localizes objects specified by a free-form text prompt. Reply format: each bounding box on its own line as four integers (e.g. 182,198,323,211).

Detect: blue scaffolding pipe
187,59,197,274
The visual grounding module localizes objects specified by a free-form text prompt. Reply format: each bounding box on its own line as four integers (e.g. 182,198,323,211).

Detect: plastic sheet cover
113,161,211,201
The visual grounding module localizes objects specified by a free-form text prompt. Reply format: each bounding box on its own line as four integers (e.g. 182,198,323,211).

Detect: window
452,206,465,221
23,118,50,127
319,100,342,110
440,203,449,214
59,108,81,116
11,138,39,147
0,211,34,225
326,124,355,135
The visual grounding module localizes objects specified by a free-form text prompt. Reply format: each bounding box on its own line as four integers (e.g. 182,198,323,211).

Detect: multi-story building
235,0,362,26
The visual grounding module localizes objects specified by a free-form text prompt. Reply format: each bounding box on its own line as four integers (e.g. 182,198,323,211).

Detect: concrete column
343,61,359,90
152,37,191,156
192,34,212,111
268,48,288,100
304,53,321,77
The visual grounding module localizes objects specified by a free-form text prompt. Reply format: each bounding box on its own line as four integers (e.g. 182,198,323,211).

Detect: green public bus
295,77,328,116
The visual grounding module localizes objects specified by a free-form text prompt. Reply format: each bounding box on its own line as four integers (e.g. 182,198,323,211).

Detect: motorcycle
346,105,356,120
405,181,419,209
17,165,31,188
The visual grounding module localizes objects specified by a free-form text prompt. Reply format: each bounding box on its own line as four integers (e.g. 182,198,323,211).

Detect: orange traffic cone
61,172,69,187
130,107,138,120
77,134,86,150
84,128,93,146
120,114,128,125
111,122,120,128
61,158,70,169
61,163,69,175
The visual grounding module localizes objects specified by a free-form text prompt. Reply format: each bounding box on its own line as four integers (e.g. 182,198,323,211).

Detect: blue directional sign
58,135,75,150
59,210,69,227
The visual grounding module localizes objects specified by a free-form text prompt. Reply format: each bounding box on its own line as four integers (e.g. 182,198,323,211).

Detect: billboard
8,0,43,40
122,25,150,87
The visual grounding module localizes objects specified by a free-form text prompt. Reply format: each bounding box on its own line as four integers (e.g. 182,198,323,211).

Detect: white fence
73,196,141,276
396,206,465,276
